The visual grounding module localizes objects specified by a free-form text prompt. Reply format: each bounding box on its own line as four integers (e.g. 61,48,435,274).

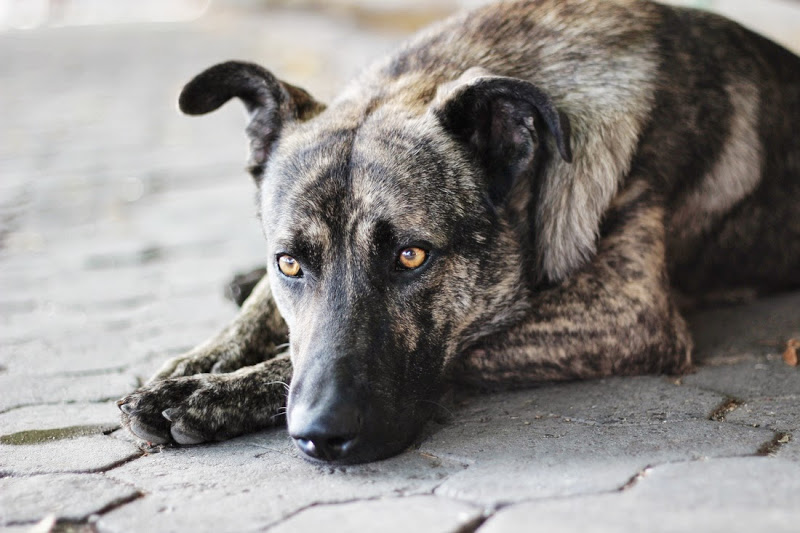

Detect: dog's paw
117,374,227,445
149,344,243,382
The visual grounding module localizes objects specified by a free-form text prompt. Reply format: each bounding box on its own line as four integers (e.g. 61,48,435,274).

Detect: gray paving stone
477,457,800,533
100,495,483,533
422,399,774,503
0,402,120,436
99,430,465,531
266,495,483,533
0,435,141,475
0,474,140,526
683,358,800,399
451,376,724,427
726,397,800,432
781,438,800,461
0,337,136,377
97,494,276,533
0,373,136,413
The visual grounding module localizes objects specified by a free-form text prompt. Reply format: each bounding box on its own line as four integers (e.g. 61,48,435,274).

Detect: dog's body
119,0,800,463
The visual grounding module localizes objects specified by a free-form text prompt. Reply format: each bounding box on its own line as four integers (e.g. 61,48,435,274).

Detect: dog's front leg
453,183,693,386
119,353,292,445
150,273,288,381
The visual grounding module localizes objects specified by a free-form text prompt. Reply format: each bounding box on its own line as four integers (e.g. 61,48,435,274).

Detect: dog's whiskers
416,399,454,418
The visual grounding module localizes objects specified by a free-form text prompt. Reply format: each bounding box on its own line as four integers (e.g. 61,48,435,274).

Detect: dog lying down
118,0,800,464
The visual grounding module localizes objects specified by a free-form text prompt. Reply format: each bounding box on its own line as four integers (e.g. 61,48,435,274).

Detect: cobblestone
426,418,774,503
0,436,141,476
478,458,800,533
265,496,483,533
0,474,140,526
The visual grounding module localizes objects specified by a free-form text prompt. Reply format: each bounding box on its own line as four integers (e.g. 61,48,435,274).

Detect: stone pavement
1,3,799,532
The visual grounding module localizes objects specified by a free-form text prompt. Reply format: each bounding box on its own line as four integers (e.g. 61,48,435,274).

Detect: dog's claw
162,408,176,422
117,400,133,414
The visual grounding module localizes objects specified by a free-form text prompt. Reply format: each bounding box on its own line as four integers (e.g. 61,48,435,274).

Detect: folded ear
436,71,625,284
179,61,326,180
433,71,571,206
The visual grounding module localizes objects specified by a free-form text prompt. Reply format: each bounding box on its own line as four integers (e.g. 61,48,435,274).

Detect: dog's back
653,7,800,294
335,0,800,294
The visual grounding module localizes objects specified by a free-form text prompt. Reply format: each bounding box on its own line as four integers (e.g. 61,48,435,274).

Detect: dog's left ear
179,61,326,180
433,71,571,205
435,71,618,284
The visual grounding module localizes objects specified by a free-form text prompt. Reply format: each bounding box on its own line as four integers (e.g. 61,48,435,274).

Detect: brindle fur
119,0,800,463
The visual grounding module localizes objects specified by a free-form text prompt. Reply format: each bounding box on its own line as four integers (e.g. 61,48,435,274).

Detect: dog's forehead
262,109,479,252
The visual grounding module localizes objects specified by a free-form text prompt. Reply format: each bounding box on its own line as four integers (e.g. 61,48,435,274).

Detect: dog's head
179,61,571,463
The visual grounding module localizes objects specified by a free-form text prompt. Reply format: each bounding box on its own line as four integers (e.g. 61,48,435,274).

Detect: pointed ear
433,71,571,205
179,61,326,180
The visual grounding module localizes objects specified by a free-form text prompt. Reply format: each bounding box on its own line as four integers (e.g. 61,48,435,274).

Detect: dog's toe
118,373,241,446
162,408,208,444
129,418,172,445
210,359,238,374
118,394,174,445
169,423,206,445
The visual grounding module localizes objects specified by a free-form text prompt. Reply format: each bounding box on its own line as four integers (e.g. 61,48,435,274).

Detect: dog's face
179,62,570,463
263,110,499,462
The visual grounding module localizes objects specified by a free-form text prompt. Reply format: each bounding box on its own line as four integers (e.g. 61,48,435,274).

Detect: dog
118,0,800,464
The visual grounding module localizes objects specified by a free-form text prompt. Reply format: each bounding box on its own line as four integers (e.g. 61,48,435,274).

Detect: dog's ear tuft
179,61,326,180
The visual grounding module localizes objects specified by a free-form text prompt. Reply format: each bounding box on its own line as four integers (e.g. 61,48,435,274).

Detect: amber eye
397,247,427,270
277,255,302,277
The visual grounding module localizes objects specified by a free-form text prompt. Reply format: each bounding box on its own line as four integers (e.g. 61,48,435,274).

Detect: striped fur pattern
119,0,800,463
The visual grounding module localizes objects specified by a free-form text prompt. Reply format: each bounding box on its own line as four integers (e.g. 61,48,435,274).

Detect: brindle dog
118,0,800,463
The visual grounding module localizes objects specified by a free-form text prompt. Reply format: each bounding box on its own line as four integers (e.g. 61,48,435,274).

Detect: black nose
289,402,362,462
293,434,357,461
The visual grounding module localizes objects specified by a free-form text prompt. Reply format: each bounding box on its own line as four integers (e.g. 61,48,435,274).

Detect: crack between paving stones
0,450,145,478
90,489,145,520
260,493,489,533
449,453,774,514
0,396,133,415
618,465,654,492
259,494,388,531
3,492,143,530
0,365,129,381
93,451,147,474
708,397,744,421
426,447,798,530
757,431,792,456
705,397,796,456
57,366,130,378
453,513,491,533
